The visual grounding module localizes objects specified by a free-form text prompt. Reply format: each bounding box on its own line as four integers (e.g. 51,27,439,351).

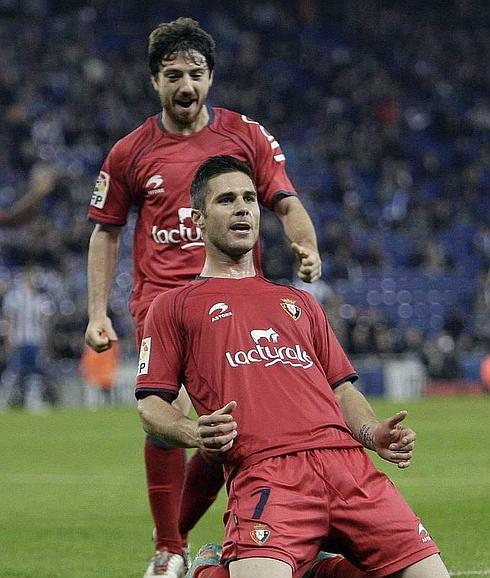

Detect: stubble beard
164,98,203,130
214,231,257,259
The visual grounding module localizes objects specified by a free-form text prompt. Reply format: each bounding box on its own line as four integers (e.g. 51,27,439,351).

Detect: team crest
250,523,271,545
281,298,301,320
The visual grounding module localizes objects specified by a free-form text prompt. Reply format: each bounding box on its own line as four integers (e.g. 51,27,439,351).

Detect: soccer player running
136,155,450,578
85,18,321,578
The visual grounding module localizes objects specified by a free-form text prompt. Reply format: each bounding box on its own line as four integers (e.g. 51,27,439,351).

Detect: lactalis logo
151,207,204,249
225,328,313,369
145,175,165,195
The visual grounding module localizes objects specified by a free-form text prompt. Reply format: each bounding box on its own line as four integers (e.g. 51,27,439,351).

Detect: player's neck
161,106,210,135
200,253,256,279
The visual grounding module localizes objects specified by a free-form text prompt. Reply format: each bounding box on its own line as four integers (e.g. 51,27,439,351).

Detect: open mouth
175,100,195,109
230,223,251,232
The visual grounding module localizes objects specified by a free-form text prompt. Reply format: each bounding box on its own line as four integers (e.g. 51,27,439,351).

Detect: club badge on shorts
250,523,271,545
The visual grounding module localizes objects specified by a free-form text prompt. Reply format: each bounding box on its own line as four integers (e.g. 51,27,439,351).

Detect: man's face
196,171,260,257
151,50,213,129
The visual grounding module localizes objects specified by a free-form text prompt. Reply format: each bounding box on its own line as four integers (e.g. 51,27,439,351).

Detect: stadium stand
0,0,488,402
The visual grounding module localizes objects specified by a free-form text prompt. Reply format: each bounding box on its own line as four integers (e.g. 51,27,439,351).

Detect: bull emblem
250,328,279,344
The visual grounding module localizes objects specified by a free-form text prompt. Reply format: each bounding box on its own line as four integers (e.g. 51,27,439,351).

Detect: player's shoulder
109,114,159,160
255,275,304,293
213,107,264,135
151,278,208,308
291,284,323,310
260,277,320,307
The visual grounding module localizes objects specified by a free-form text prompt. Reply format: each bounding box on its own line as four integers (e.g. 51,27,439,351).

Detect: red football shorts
131,300,150,348
222,447,440,577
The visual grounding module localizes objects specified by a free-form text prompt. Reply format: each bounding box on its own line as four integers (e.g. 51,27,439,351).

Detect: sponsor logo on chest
225,327,313,369
151,207,204,249
145,174,165,195
208,302,233,322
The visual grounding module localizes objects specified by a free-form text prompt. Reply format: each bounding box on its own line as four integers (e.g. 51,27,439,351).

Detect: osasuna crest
281,298,301,320
250,523,271,545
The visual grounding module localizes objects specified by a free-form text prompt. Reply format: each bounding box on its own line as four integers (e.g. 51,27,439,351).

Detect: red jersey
135,276,360,476
88,108,297,318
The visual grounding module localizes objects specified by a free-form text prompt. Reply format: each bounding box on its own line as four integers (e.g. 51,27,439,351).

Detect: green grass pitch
0,396,488,577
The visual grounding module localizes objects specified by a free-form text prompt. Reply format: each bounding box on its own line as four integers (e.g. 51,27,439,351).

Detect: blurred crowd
0,0,488,404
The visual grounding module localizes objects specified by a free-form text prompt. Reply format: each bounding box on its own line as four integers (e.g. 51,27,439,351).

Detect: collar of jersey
196,274,258,280
157,107,215,133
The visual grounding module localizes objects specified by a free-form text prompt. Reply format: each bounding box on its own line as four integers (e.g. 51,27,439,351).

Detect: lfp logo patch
250,523,271,545
137,337,151,376
91,171,110,208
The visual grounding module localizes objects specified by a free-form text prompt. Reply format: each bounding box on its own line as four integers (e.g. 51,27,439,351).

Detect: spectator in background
421,332,460,381
80,340,120,408
0,267,54,410
443,305,466,342
0,163,58,226
480,353,490,394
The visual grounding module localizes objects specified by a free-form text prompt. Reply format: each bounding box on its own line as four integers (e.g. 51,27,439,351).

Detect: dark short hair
190,156,254,213
148,17,215,76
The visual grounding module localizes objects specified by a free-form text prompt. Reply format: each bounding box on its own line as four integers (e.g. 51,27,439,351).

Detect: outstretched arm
137,396,238,455
85,224,121,352
274,196,322,283
0,165,58,226
334,381,416,468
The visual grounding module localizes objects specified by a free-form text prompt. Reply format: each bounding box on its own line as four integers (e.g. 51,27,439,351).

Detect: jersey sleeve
240,115,298,210
87,140,133,226
135,292,184,401
307,293,358,389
